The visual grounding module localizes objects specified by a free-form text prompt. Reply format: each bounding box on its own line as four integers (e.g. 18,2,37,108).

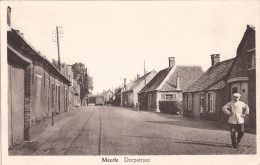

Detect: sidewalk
9,106,81,155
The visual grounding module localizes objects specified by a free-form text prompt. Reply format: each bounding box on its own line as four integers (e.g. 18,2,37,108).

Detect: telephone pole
52,26,63,71
56,26,61,71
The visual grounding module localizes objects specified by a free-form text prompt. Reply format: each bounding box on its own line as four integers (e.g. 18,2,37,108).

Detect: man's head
232,93,241,102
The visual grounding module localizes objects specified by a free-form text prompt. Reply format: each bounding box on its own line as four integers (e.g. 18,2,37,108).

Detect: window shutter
161,94,166,101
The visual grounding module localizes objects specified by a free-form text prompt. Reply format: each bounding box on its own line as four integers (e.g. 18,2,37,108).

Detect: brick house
7,9,70,148
122,71,157,107
138,57,203,112
183,55,234,120
225,25,256,129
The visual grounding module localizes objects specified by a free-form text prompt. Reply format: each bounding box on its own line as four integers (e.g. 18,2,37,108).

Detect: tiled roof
185,58,234,92
161,65,204,92
139,65,203,93
8,29,70,84
139,67,171,93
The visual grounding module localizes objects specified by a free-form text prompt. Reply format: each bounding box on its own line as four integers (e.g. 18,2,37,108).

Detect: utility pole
52,26,63,71
56,26,61,71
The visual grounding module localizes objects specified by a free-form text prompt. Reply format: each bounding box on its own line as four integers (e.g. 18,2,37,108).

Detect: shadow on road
146,119,228,132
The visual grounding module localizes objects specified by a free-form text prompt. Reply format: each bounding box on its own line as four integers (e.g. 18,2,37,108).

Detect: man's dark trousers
230,124,245,146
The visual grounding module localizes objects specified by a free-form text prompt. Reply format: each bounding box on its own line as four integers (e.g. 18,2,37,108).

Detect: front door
8,62,25,148
231,82,248,104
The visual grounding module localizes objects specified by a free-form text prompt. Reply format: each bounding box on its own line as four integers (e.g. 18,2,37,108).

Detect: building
122,71,157,107
138,57,203,112
113,87,123,106
183,25,256,130
225,25,256,129
7,7,70,148
103,89,113,105
183,55,234,120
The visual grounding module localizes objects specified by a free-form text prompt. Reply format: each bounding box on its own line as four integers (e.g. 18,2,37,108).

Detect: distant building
138,57,203,112
122,71,157,107
103,89,113,105
113,87,123,106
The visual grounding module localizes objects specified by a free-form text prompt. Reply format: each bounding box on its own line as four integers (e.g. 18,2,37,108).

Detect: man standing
222,93,249,148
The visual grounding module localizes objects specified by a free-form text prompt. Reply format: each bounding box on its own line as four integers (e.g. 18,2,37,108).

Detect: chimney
176,72,180,90
211,54,220,66
169,57,175,68
137,74,140,79
123,78,126,88
7,6,11,27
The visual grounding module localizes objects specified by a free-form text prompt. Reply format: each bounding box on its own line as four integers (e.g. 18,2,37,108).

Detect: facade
8,28,71,148
122,71,157,107
183,55,234,120
225,25,256,129
138,57,203,112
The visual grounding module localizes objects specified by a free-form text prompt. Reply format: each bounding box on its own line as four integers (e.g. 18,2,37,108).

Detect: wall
226,27,256,129
192,92,200,117
8,43,70,143
122,91,134,107
132,71,157,104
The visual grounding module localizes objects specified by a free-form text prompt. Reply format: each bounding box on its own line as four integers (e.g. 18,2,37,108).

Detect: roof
124,71,155,92
237,25,255,54
139,65,203,93
161,65,204,92
7,28,70,84
185,58,234,93
139,67,171,93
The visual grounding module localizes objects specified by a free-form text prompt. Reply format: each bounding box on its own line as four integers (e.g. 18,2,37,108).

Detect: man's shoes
232,144,238,148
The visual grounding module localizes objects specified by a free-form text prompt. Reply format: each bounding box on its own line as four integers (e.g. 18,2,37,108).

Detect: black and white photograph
0,1,259,165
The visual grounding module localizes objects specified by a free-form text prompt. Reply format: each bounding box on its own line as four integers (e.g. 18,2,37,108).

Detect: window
208,92,215,112
251,53,256,69
161,94,176,101
166,94,173,101
161,94,166,101
200,93,204,107
248,50,256,69
187,93,192,110
148,94,152,107
51,83,55,109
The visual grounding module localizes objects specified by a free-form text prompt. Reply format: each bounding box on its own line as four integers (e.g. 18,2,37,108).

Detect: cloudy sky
6,1,256,94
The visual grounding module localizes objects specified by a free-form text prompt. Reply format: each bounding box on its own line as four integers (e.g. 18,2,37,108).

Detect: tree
72,63,94,104
52,59,66,70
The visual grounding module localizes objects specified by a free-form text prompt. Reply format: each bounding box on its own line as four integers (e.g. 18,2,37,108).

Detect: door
8,63,25,148
231,82,248,103
240,82,248,104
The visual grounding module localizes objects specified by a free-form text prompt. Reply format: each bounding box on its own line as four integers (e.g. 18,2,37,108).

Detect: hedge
159,101,182,115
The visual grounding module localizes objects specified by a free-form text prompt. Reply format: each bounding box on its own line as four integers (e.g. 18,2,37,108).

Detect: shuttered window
208,92,215,112
187,93,192,111
161,94,166,101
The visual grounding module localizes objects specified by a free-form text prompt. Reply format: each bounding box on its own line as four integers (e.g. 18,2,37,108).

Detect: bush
159,101,182,115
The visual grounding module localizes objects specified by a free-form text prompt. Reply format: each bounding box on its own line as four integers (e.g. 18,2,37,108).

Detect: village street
9,106,256,155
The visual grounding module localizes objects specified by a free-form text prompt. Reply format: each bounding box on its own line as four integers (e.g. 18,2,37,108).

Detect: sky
6,1,257,94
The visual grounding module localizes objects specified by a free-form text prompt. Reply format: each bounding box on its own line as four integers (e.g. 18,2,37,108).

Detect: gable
160,66,203,92
227,25,255,80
